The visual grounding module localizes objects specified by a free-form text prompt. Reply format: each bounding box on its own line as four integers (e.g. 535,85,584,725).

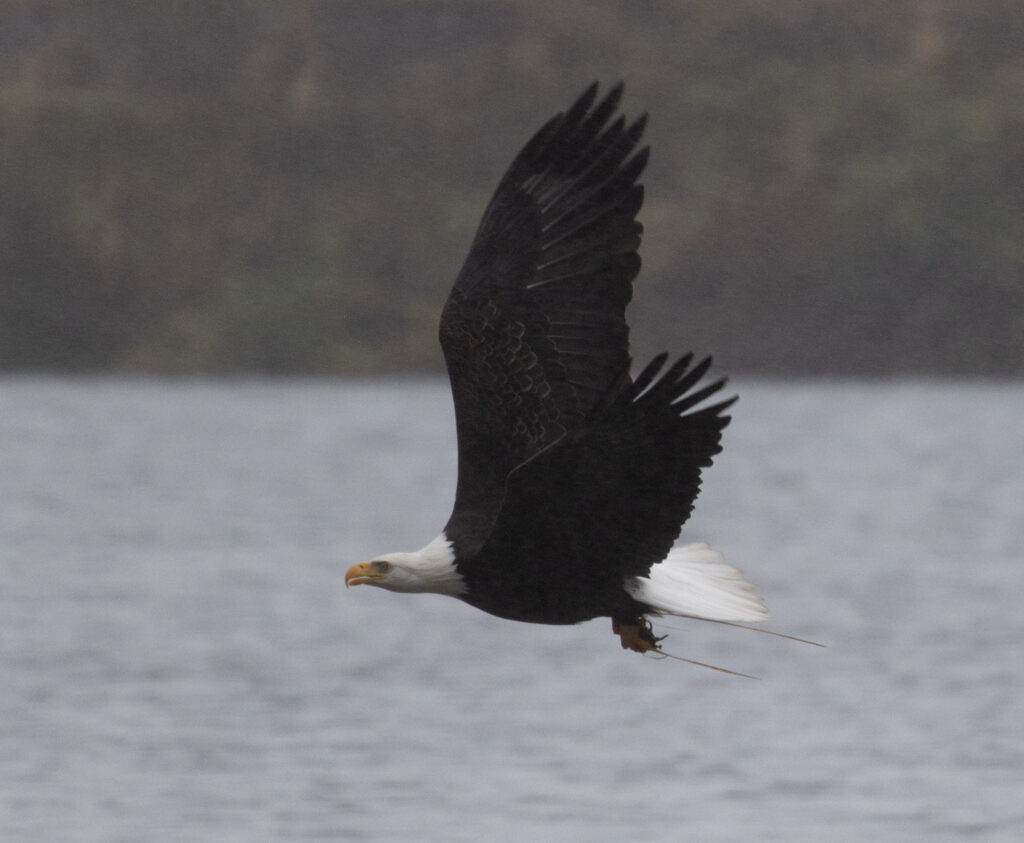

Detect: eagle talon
612,618,666,653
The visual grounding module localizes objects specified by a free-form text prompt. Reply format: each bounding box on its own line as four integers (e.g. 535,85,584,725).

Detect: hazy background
2,0,1023,376
4,6,1024,840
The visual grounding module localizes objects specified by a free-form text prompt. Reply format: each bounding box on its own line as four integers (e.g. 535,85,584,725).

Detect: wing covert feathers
475,354,735,585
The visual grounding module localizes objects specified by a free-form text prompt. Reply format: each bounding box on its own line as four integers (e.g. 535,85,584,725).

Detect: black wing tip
630,113,649,138
559,81,622,131
633,352,671,394
597,80,625,112
510,82,643,186
566,82,601,123
585,79,623,103
563,81,639,139
634,352,737,419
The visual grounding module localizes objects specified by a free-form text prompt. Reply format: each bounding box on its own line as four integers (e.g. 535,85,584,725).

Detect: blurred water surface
1,377,1022,842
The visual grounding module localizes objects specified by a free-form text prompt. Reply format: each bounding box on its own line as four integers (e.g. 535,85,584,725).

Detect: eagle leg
612,617,666,653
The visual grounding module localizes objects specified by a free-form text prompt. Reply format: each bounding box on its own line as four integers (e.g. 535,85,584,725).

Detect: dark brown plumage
348,84,764,657
438,85,732,630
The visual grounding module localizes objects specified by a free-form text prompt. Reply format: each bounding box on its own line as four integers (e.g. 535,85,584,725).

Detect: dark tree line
2,1,1022,375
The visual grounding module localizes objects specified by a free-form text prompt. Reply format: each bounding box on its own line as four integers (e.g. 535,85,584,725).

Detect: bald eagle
347,83,770,661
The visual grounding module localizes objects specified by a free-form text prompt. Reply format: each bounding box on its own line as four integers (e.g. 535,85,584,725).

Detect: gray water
1,378,1022,842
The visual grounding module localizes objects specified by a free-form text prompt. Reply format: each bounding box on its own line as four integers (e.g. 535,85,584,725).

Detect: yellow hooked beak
345,561,388,588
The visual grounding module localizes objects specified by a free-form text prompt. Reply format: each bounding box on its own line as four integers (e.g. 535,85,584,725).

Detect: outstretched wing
466,355,735,599
440,83,648,553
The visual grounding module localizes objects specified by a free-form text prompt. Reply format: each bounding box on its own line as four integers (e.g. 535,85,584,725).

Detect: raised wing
466,355,735,599
440,83,648,553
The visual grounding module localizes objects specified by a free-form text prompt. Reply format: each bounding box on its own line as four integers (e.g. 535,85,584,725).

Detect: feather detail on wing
464,354,735,589
440,83,648,554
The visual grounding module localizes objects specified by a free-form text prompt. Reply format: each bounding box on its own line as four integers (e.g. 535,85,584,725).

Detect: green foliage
2,0,1022,374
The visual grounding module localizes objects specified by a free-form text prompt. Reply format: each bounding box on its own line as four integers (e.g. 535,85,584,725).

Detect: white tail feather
624,543,769,623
